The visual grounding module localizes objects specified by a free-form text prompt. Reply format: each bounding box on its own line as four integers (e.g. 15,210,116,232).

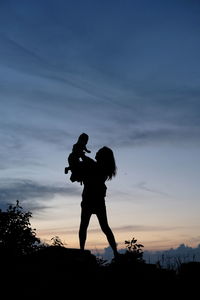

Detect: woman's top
80,156,107,211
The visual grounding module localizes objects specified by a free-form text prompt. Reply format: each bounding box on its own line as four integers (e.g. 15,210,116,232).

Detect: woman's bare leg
79,208,92,250
96,206,118,257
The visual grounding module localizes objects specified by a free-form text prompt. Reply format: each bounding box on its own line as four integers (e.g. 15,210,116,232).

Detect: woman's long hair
96,146,117,180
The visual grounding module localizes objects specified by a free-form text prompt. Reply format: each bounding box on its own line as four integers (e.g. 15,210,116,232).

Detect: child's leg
65,166,70,174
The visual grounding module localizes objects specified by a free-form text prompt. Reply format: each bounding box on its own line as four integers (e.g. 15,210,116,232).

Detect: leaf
125,240,130,244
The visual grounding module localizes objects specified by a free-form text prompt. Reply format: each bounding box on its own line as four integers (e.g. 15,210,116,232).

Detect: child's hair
96,146,117,180
77,133,89,144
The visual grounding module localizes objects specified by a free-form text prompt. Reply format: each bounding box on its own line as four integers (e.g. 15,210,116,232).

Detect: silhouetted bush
51,235,64,247
0,200,41,257
123,237,145,263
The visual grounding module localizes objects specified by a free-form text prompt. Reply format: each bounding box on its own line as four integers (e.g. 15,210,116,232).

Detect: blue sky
0,0,200,251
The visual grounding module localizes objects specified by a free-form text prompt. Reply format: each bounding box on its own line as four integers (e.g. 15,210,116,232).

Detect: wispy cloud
86,224,182,234
1,1,200,151
135,181,170,197
0,122,71,149
0,179,79,211
99,125,200,149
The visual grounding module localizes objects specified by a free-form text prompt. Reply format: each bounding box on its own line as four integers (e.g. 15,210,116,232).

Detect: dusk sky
0,0,200,252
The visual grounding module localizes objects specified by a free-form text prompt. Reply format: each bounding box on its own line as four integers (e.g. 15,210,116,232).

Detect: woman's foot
113,250,120,259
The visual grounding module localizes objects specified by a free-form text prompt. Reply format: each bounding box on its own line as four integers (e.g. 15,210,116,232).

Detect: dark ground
1,246,199,298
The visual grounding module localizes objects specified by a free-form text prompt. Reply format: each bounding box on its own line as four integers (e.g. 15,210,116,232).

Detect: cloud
0,179,79,211
102,242,200,263
0,122,71,149
100,125,200,149
0,119,74,170
86,224,182,234
1,0,200,156
135,181,170,197
34,223,181,237
143,243,200,266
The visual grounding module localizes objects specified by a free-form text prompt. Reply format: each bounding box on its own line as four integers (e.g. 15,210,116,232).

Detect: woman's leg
79,207,92,250
96,206,118,257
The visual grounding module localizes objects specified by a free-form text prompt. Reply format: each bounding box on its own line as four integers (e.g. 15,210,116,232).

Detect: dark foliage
124,237,144,262
0,200,40,256
51,235,64,247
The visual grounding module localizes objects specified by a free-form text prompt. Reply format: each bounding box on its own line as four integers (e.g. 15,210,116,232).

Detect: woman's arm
80,154,96,180
81,154,95,163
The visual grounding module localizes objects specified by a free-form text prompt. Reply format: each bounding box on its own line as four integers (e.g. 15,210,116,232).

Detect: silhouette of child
65,133,91,183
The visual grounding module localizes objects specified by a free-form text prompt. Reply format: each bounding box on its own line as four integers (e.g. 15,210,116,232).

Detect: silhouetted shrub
51,235,64,247
0,200,40,256
124,237,144,263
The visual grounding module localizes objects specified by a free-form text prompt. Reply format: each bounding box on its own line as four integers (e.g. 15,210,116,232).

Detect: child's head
77,133,89,145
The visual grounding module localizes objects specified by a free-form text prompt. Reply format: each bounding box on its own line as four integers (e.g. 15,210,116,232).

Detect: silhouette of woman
78,146,119,258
